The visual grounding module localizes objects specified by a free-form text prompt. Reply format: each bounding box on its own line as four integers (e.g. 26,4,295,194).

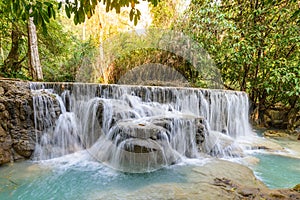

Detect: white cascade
30,83,253,172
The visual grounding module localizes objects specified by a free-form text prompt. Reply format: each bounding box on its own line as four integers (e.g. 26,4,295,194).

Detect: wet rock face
0,79,35,164
0,80,63,165
92,110,209,172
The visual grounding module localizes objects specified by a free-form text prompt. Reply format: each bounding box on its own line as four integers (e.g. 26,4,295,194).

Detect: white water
30,83,253,172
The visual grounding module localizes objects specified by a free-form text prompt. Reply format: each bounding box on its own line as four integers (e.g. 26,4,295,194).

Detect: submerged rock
94,159,300,199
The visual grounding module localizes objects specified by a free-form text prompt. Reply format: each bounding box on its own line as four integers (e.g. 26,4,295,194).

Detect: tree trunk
3,24,21,74
28,17,43,81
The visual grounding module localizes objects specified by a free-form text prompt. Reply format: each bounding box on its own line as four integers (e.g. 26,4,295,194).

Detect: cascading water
30,83,253,172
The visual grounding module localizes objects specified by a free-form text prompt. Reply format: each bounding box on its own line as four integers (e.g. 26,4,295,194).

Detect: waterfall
30,83,253,172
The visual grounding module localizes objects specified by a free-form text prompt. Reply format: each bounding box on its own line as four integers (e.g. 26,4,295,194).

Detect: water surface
253,153,300,189
0,151,189,200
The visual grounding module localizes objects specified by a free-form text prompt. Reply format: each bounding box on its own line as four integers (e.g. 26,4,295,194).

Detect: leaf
51,7,56,19
129,9,134,21
134,15,137,25
78,8,85,23
73,13,79,25
291,10,300,19
92,0,97,6
87,9,92,19
151,0,158,7
137,9,141,20
116,4,120,13
41,10,50,23
41,20,48,35
47,5,52,18
58,2,62,10
21,12,27,21
65,5,71,18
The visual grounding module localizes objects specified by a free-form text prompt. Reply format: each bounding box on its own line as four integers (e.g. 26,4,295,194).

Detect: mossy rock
293,184,300,192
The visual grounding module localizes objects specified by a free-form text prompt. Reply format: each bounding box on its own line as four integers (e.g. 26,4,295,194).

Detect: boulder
110,121,167,141
90,114,208,172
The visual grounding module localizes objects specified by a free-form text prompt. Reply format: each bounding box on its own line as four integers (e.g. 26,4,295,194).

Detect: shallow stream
1,144,300,199
0,151,193,200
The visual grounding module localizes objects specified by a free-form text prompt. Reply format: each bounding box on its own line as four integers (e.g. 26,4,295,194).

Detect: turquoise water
253,153,300,189
1,151,300,199
0,152,188,200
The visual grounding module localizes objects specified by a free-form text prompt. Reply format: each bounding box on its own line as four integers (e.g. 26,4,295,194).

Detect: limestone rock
0,103,5,112
111,121,167,140
95,159,300,200
91,114,208,172
13,139,35,158
264,130,289,138
0,148,11,164
0,79,36,164
0,125,5,137
0,86,4,95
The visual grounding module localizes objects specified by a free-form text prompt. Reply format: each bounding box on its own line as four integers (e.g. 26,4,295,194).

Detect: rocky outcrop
0,79,64,165
255,102,300,136
0,79,35,164
263,130,290,138
90,104,209,172
263,105,289,129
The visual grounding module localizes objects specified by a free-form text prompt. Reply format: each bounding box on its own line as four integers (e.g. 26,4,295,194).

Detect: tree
0,0,160,80
0,0,56,80
28,17,43,80
175,0,300,125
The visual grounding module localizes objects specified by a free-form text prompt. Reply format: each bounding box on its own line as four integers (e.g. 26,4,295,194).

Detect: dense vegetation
0,0,159,81
174,0,300,126
0,0,299,128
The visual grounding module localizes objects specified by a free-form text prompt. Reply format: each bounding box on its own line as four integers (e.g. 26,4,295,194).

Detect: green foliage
63,0,160,25
42,38,97,82
150,0,176,28
38,17,93,82
0,0,161,80
0,8,89,82
104,48,196,84
175,0,300,122
1,0,57,31
96,28,222,87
